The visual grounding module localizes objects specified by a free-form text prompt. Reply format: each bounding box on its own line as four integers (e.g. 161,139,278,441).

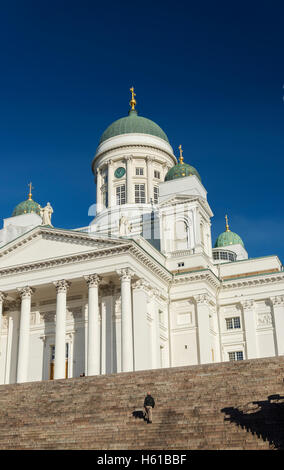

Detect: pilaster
271,296,284,356
194,294,212,364
241,300,258,359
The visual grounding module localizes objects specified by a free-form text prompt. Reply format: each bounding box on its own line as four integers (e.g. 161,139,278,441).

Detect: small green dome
214,230,244,248
165,162,201,182
99,109,169,144
12,198,41,217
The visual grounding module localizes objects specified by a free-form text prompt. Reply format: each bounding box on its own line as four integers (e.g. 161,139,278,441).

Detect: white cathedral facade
0,89,284,384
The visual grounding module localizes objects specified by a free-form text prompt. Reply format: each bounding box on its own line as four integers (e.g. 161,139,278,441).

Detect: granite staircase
0,356,284,450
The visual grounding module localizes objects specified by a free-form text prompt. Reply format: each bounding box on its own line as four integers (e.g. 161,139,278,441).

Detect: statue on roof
40,202,54,226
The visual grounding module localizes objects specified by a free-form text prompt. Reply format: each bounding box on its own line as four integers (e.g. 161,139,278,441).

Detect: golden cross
129,86,136,110
28,182,33,200
178,145,184,164
225,214,230,232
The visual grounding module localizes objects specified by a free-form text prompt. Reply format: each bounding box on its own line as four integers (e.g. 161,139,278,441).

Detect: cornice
222,272,284,289
173,269,220,289
93,144,176,171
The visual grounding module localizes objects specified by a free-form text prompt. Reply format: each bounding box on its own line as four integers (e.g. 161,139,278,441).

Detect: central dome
99,109,169,144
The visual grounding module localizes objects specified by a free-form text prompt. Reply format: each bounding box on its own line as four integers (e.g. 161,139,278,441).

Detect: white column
53,280,70,380
146,156,153,203
241,300,258,359
0,292,6,342
132,279,151,371
85,274,101,376
126,156,133,204
117,268,134,372
271,296,284,356
17,286,34,383
195,294,212,364
5,316,13,384
96,167,103,214
108,159,114,207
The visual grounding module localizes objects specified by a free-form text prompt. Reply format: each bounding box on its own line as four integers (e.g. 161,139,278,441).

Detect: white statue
40,202,54,226
119,216,131,236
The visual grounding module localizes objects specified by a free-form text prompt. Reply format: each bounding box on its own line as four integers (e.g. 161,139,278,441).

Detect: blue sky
0,0,283,262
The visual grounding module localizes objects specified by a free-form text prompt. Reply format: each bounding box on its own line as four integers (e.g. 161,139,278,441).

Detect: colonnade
0,268,135,383
96,156,171,213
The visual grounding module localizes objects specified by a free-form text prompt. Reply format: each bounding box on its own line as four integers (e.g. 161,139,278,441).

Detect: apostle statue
40,202,54,226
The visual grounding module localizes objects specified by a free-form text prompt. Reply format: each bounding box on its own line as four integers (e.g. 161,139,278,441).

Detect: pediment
0,226,127,269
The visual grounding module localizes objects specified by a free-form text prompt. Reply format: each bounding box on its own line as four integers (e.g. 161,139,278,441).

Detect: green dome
214,230,244,248
99,109,169,144
12,198,41,217
165,162,201,182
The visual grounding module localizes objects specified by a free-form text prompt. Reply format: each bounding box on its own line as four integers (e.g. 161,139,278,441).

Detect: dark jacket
144,395,155,408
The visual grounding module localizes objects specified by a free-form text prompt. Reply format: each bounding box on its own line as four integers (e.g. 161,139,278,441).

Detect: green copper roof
12,199,41,217
165,162,201,182
99,109,169,144
214,230,244,248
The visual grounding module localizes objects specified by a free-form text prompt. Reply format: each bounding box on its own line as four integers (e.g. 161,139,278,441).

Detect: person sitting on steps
144,392,155,423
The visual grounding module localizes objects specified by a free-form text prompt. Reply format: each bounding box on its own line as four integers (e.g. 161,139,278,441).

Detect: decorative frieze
257,313,273,328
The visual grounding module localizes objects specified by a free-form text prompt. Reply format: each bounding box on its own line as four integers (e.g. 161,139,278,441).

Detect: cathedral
0,88,283,385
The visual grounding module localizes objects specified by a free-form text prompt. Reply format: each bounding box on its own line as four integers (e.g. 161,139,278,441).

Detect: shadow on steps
222,394,284,450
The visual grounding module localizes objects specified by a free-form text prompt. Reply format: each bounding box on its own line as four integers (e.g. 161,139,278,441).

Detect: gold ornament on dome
129,86,136,110
178,145,184,164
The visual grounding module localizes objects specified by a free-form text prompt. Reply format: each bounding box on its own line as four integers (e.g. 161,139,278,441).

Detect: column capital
0,292,7,303
85,274,101,288
270,295,284,306
108,158,114,167
117,268,135,282
17,286,35,299
54,280,71,294
146,155,154,163
240,299,255,310
194,293,210,305
124,155,133,162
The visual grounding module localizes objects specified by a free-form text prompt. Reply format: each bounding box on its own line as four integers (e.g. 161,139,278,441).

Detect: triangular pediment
0,226,128,269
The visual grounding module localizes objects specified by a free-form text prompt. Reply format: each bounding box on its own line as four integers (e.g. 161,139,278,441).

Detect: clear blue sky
0,0,283,262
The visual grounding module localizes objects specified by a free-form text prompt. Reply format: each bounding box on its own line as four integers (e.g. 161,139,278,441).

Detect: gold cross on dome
178,145,184,164
28,182,34,200
225,214,230,232
129,86,136,110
